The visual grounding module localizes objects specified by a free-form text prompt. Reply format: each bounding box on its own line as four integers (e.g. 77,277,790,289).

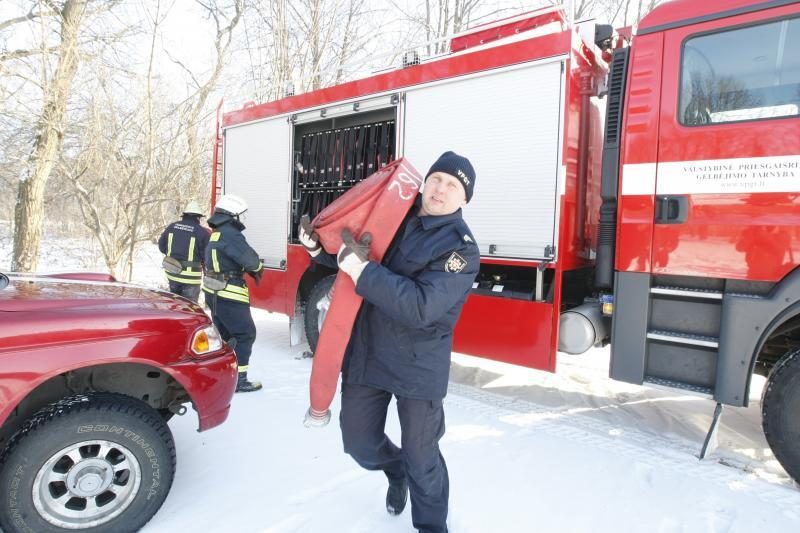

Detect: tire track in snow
446,382,800,517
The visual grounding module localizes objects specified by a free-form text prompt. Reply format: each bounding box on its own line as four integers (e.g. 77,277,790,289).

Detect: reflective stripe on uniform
210,232,221,272
188,236,196,262
166,272,202,285
216,289,249,303
238,365,248,373
167,232,174,256
217,282,249,303
225,284,249,295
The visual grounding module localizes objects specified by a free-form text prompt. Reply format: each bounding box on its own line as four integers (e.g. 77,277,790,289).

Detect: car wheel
762,347,800,484
0,392,176,533
304,274,336,353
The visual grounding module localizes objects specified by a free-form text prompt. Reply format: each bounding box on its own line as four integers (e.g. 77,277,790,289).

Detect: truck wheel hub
67,459,113,497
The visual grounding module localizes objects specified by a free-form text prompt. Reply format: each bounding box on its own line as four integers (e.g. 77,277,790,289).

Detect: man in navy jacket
300,152,479,533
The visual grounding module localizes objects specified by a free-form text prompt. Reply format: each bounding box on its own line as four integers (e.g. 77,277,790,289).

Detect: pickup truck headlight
191,325,224,356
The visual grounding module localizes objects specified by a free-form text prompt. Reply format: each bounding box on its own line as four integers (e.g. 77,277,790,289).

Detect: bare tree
11,0,88,272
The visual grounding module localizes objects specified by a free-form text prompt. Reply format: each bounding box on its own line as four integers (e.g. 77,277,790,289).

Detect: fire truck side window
679,16,800,126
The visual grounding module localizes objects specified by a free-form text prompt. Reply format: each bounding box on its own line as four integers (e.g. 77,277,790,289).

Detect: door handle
654,195,689,224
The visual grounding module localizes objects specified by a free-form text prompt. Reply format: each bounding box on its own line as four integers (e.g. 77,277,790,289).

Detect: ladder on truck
211,99,224,205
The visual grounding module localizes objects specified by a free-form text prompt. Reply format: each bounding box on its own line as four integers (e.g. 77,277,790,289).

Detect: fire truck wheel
304,275,336,353
0,393,176,533
761,347,800,484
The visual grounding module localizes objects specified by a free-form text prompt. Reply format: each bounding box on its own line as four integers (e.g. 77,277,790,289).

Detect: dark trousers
340,383,448,533
167,280,201,303
206,296,256,368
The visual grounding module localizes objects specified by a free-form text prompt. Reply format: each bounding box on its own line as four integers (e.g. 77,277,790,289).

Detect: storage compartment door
223,117,291,269
403,60,564,260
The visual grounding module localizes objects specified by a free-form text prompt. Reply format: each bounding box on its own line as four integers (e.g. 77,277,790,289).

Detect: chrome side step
650,286,723,300
647,329,719,349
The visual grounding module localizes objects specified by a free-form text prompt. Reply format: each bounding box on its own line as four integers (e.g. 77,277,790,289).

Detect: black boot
236,371,262,393
386,477,408,516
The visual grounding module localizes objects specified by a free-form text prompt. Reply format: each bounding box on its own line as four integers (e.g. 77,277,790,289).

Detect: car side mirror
0,273,8,290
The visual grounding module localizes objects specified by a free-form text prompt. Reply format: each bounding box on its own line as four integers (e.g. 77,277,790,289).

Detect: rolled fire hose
304,158,423,427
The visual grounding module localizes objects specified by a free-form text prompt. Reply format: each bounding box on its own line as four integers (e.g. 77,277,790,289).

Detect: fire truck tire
761,347,800,484
304,275,336,353
0,392,176,533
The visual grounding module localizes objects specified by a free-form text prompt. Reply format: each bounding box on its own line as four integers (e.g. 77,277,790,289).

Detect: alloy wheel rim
32,439,142,529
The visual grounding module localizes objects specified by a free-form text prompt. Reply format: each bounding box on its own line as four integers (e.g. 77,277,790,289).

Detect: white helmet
183,200,205,217
215,194,248,216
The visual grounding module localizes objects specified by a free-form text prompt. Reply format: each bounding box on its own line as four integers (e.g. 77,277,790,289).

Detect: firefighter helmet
215,194,248,216
183,200,205,217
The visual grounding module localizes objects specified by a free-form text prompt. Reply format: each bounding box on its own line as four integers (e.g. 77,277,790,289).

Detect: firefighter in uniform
158,200,210,302
300,152,479,533
203,194,264,393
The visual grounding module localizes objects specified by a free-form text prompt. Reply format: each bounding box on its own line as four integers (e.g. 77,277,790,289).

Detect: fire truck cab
214,0,800,482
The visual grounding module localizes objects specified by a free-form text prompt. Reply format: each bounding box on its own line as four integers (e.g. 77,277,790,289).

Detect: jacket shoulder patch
444,251,467,273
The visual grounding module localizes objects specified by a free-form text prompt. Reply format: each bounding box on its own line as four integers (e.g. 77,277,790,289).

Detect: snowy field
142,311,800,533
2,233,800,532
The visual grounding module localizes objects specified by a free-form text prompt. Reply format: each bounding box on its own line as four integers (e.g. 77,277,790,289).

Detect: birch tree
10,0,88,272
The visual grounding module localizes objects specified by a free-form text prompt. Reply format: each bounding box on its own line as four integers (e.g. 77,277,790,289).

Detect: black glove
247,269,263,286
299,214,321,256
337,228,372,283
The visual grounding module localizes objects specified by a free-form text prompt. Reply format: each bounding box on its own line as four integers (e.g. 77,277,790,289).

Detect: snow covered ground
143,310,800,533
3,233,799,532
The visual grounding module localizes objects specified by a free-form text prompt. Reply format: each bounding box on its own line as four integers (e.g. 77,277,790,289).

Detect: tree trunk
12,0,86,272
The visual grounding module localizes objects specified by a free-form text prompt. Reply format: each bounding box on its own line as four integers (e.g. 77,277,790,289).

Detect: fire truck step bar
650,286,723,300
643,376,713,398
646,330,720,349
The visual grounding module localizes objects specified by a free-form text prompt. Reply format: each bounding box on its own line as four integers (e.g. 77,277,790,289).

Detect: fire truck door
223,116,292,269
652,8,800,282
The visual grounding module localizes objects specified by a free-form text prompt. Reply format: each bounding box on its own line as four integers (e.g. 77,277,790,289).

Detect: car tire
0,392,176,533
304,274,336,353
762,347,800,484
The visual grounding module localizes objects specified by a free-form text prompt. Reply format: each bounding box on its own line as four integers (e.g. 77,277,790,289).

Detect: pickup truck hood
0,273,199,314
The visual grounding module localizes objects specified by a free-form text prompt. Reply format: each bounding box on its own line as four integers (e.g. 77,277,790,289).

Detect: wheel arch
0,362,188,452
717,266,800,407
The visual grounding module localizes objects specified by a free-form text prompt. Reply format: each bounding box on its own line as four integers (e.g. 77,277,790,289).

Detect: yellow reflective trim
225,284,249,295
202,286,214,294
188,236,196,261
210,232,221,242
238,365,248,373
212,249,220,272
217,290,250,303
179,269,202,277
167,232,174,256
166,273,202,285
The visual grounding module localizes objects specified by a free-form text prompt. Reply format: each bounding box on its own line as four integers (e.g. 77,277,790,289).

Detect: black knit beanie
425,151,476,202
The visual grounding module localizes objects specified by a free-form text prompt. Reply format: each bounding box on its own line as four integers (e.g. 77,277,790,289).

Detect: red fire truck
213,0,800,481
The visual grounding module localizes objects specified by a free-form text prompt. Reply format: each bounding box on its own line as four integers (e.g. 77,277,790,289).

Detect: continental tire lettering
9,467,35,533
74,424,164,501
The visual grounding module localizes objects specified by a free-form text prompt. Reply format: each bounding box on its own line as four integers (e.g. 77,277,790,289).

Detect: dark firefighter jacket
202,213,263,304
315,196,480,400
158,215,210,285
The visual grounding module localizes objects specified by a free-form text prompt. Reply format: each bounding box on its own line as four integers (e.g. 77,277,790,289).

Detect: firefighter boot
236,371,262,393
386,477,408,516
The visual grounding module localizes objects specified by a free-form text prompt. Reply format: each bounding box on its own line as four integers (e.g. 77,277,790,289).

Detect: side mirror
0,273,8,290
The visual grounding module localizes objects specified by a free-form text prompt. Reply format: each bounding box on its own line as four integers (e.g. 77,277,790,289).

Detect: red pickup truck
0,271,238,533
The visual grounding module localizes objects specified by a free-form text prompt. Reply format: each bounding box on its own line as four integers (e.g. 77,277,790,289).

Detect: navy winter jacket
316,196,480,400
